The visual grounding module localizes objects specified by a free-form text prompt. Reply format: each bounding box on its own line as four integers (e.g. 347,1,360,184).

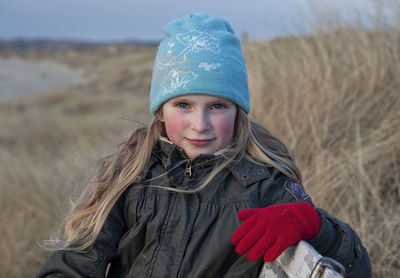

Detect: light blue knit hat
149,13,250,115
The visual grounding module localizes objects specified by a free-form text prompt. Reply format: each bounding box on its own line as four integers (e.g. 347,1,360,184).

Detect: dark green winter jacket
38,139,371,277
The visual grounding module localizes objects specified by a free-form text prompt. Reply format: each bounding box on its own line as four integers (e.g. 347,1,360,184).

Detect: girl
38,13,371,277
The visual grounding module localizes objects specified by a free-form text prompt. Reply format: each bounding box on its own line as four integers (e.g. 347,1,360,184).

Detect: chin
187,150,212,159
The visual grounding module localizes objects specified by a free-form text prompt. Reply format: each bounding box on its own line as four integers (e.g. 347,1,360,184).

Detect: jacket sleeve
307,209,372,278
260,171,372,278
37,194,127,278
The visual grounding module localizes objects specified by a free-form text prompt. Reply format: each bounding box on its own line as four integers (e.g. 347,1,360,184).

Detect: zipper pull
184,161,192,176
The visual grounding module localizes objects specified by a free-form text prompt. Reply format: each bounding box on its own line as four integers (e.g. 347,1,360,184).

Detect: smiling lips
186,138,215,146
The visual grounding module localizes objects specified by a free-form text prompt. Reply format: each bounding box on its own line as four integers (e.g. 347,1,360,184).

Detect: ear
156,109,164,122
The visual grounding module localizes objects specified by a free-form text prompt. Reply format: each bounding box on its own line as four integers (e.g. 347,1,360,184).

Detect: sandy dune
0,56,84,98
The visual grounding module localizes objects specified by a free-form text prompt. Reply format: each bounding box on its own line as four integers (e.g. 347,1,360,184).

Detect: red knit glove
231,202,321,262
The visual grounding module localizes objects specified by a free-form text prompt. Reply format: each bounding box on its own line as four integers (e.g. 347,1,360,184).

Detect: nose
190,109,210,132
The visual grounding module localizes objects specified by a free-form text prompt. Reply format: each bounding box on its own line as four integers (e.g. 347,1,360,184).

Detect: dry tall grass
0,25,399,278
245,27,400,277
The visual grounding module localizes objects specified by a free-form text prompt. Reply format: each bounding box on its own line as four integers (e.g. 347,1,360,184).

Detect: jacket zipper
184,161,192,176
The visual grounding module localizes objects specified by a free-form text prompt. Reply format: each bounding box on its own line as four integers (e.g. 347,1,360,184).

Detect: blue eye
211,103,225,110
176,102,189,109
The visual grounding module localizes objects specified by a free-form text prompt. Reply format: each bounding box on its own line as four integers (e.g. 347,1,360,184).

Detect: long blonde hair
41,109,301,252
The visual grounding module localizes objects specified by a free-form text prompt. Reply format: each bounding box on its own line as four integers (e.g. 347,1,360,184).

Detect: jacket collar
156,137,222,169
229,158,272,187
140,138,272,187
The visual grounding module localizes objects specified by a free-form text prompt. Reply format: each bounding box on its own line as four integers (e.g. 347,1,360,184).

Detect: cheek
163,114,186,142
215,115,236,141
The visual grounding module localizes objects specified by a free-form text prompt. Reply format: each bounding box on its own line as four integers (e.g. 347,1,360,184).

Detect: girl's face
160,94,237,159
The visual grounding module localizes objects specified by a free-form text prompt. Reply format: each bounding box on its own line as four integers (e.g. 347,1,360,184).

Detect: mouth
186,138,215,146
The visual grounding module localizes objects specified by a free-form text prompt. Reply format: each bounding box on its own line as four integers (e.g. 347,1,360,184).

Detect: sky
0,0,398,42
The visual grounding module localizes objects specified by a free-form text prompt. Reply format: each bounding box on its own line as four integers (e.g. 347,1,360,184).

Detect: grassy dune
0,26,399,277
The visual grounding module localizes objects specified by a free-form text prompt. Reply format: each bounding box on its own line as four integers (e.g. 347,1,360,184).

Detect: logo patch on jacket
284,180,310,200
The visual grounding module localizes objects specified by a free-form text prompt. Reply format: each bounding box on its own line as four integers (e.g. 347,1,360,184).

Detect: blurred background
0,0,399,277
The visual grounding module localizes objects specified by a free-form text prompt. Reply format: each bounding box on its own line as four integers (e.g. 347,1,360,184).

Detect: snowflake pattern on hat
156,30,221,96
